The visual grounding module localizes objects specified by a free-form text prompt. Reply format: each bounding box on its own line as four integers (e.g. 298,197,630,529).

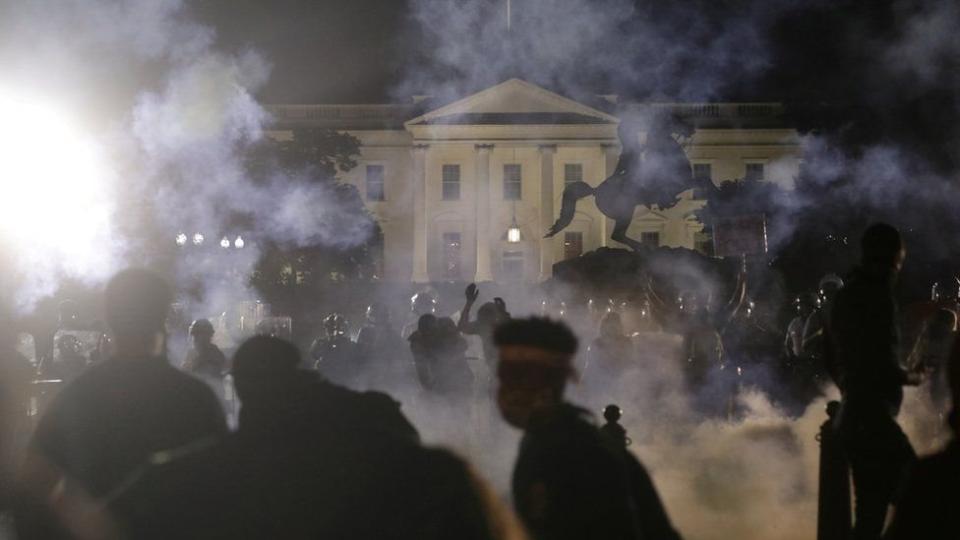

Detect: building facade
267,79,801,283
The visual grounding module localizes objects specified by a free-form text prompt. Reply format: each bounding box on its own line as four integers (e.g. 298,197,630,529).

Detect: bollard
817,400,851,540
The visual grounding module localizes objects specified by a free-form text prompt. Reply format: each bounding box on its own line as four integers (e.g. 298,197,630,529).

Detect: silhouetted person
583,312,635,393
402,290,438,339
494,317,681,540
804,273,844,383
459,283,510,368
785,293,818,360
310,313,363,388
15,268,227,540
356,302,416,391
183,319,227,379
884,334,960,539
409,315,474,399
118,336,522,540
831,224,923,539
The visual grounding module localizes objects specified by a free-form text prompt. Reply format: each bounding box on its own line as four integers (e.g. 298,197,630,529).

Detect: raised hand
465,283,479,303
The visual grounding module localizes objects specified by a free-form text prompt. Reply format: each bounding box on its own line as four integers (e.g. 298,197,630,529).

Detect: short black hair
861,222,903,266
104,268,171,340
232,335,300,380
493,317,578,356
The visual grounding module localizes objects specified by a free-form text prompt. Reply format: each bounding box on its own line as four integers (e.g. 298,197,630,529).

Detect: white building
267,79,801,283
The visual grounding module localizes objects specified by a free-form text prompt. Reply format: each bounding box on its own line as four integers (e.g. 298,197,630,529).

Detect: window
641,232,661,248
501,251,524,281
366,165,385,201
693,163,712,181
564,163,583,186
442,164,461,201
503,164,522,200
564,232,583,260
745,163,764,181
442,232,462,280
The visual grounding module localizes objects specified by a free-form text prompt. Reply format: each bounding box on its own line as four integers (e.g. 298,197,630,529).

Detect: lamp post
506,216,522,243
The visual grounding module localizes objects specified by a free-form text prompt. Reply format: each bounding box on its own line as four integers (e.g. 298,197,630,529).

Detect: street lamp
192,232,204,246
175,232,187,246
234,236,245,249
220,236,231,249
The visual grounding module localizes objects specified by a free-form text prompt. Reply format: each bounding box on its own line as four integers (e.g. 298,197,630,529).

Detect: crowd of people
0,221,958,539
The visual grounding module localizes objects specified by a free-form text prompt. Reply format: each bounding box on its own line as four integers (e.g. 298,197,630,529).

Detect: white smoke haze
397,0,793,103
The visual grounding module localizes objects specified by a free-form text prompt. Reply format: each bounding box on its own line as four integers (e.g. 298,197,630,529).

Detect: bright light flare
0,91,116,296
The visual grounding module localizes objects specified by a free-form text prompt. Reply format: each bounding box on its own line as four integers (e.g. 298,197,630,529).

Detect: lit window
745,163,764,181
504,164,522,200
442,164,461,201
366,165,385,201
564,163,583,186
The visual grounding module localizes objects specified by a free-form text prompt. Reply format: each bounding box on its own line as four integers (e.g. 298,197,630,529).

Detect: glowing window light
234,236,245,249
220,236,230,248
192,233,204,245
175,233,187,246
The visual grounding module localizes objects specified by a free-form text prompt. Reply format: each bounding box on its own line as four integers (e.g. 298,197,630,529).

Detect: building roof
265,79,789,132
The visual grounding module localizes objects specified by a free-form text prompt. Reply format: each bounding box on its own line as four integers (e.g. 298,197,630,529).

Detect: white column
411,144,429,283
474,144,494,282
600,143,620,247
539,144,557,280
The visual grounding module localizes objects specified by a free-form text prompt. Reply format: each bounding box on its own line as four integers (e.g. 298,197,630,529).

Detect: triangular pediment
406,79,618,127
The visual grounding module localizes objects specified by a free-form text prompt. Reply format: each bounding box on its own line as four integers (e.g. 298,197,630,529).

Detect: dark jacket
831,266,909,417
513,403,680,540
884,441,960,539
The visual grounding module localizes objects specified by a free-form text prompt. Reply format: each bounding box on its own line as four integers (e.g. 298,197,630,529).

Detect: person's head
189,318,214,344
494,317,578,429
416,313,438,335
322,313,348,339
231,335,300,404
410,291,437,316
104,268,172,357
860,223,905,272
599,312,624,339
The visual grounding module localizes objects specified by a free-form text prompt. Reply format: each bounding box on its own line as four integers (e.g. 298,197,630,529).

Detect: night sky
192,0,408,103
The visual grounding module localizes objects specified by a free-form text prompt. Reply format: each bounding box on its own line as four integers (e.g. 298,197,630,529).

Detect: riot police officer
402,291,438,339
183,319,227,380
357,302,416,392
310,313,362,389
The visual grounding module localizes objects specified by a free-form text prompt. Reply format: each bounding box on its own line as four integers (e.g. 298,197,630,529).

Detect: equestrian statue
545,116,712,251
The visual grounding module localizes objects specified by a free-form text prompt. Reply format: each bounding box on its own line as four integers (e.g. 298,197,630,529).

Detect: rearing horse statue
546,118,709,251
